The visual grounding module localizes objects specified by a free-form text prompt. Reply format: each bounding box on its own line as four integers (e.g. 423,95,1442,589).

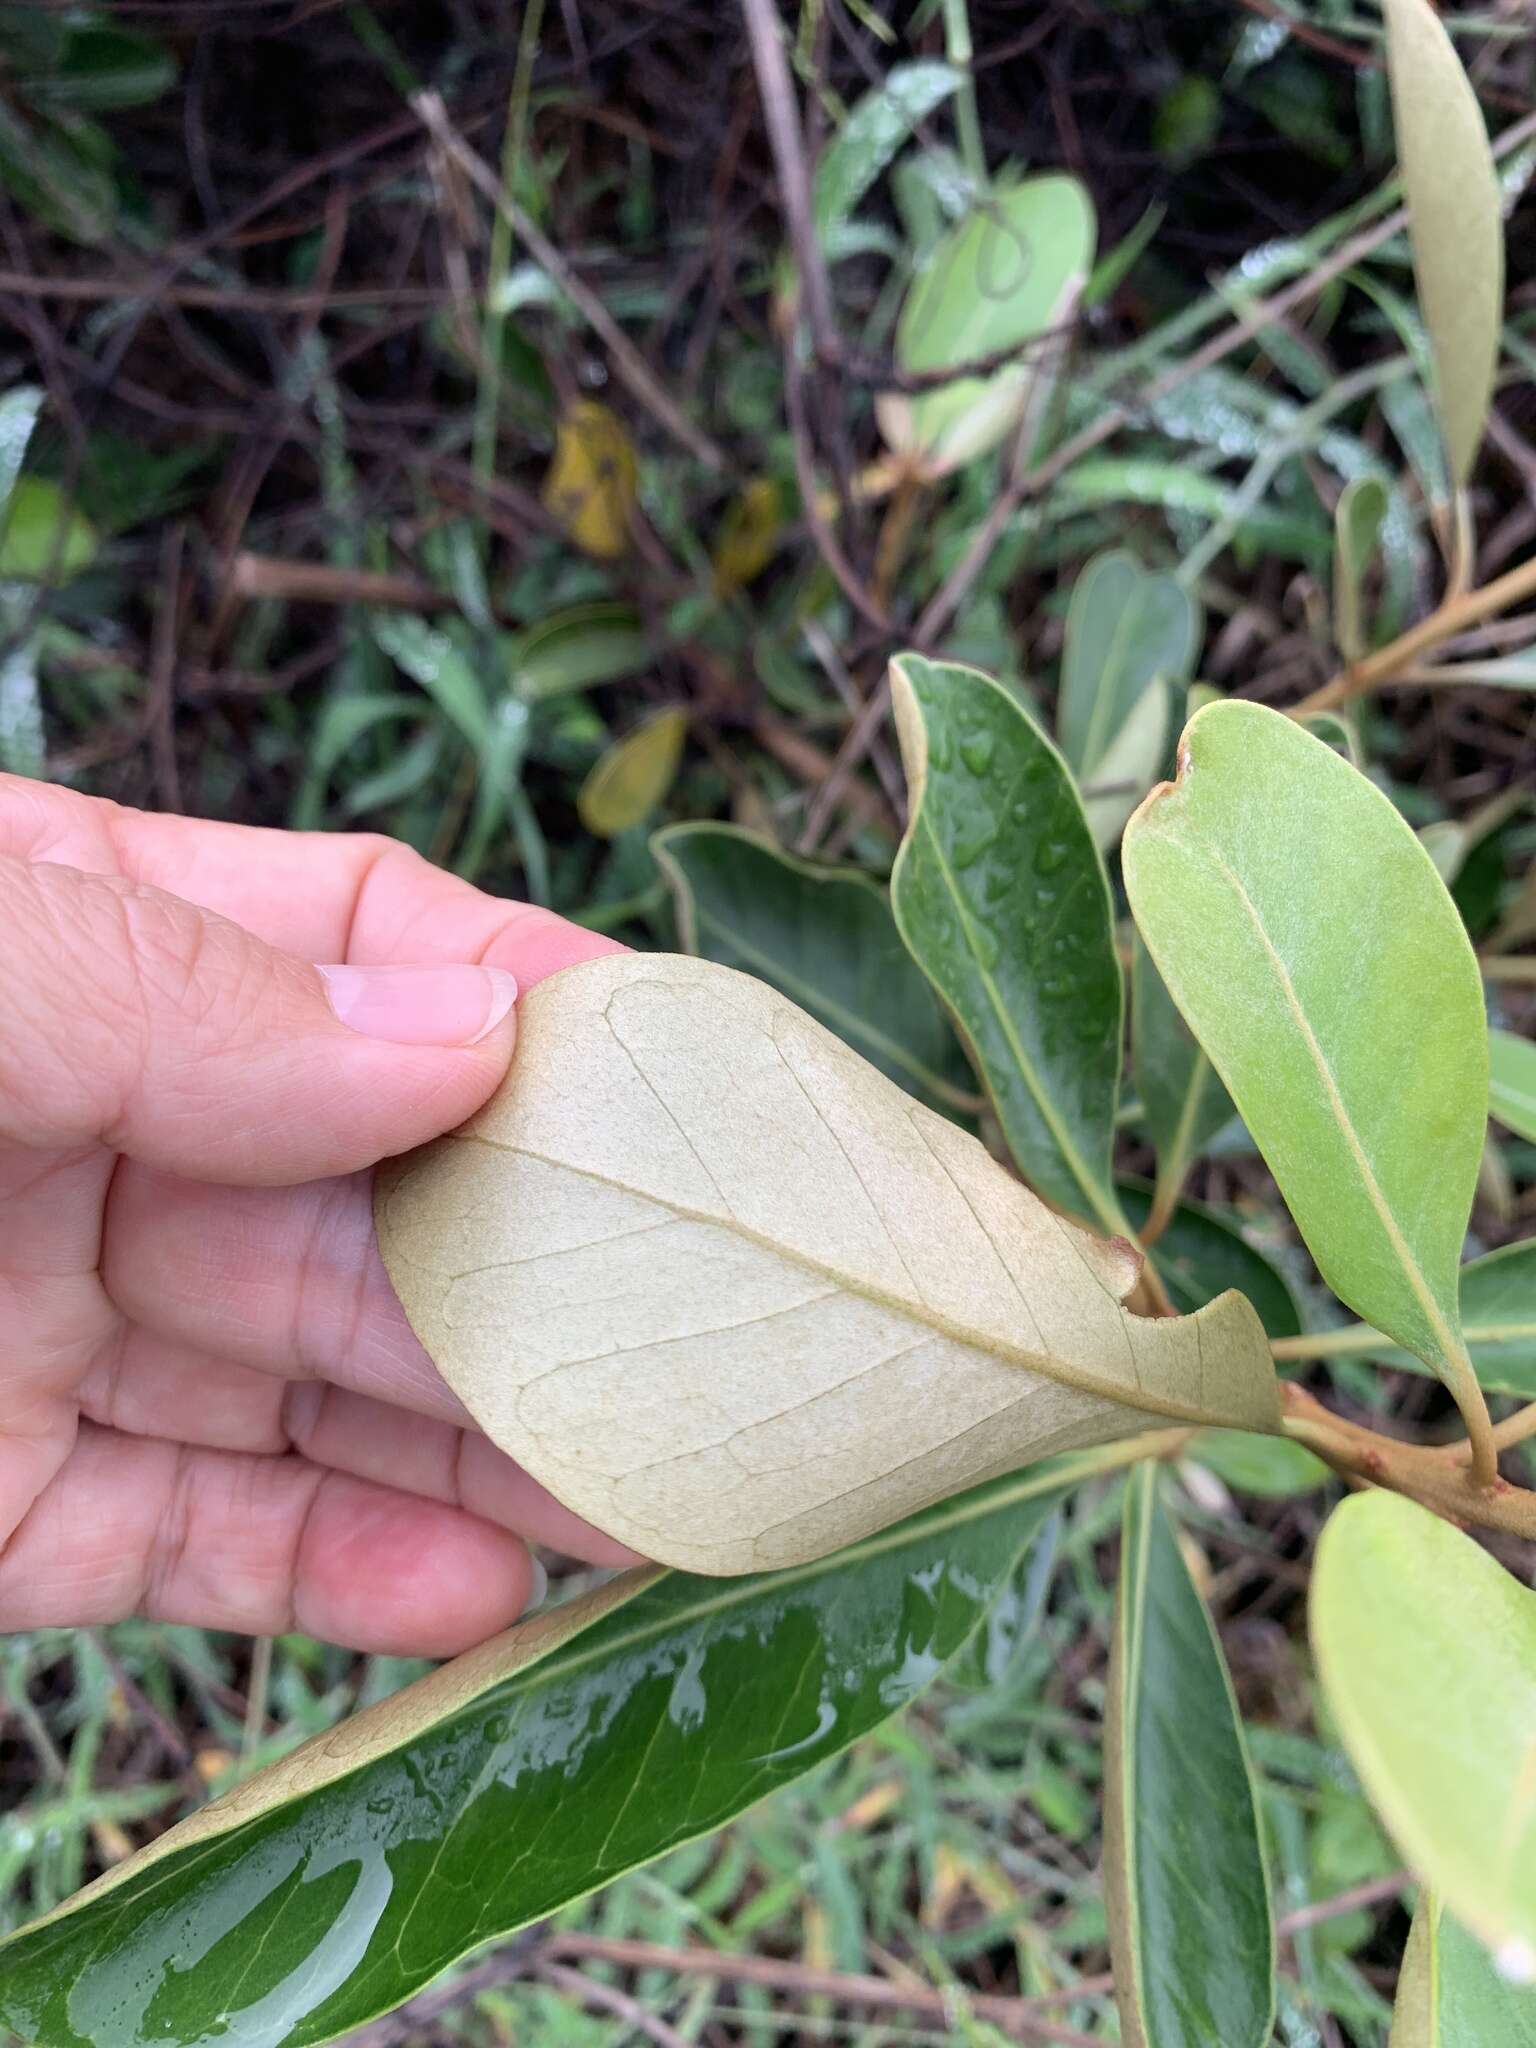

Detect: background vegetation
3,0,1536,2041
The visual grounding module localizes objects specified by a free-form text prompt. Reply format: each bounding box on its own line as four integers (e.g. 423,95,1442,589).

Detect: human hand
0,773,643,1657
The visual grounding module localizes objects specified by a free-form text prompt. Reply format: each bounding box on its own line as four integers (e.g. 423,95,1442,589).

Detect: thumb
3,854,521,1183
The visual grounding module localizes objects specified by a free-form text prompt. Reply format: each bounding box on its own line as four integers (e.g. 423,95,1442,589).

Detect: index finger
0,774,620,982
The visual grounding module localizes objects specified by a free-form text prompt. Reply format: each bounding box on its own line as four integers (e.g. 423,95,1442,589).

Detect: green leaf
1057,550,1199,787
1104,1465,1275,2048
1392,1892,1536,2047
1187,1428,1329,1499
0,625,45,777
1124,700,1487,1397
0,474,97,583
813,61,961,239
878,174,1096,477
1081,674,1174,853
369,613,490,752
1382,0,1504,483
1320,1242,1536,1398
28,24,177,110
0,1457,1097,2048
577,707,687,837
652,821,973,1112
1312,1490,1536,1971
508,601,648,702
0,385,43,516
1490,1028,1536,1142
890,651,1128,1235
1117,1180,1303,1341
1334,474,1389,661
1130,934,1236,1238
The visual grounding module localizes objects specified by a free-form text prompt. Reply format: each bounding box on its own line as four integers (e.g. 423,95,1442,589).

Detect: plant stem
1293,548,1536,716
1281,1385,1536,1534
941,0,988,195
472,0,546,497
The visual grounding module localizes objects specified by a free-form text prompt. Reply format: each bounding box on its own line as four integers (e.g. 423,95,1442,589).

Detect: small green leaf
1104,1465,1275,2048
653,821,972,1112
0,385,43,515
1057,551,1199,789
1081,674,1174,852
0,1458,1095,2048
1334,475,1389,661
1490,1028,1536,1142
0,474,97,583
1312,1490,1536,1970
370,613,490,751
508,602,648,702
878,174,1096,477
891,651,1128,1235
1117,1180,1302,1340
813,61,961,239
1382,0,1504,482
1124,700,1487,1398
1131,934,1236,1238
0,627,46,777
1188,1429,1329,1499
1391,1893,1536,2047
577,707,688,838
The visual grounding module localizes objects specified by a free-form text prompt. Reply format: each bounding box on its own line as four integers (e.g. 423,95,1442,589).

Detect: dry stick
738,0,837,364
411,92,726,474
537,1960,692,2048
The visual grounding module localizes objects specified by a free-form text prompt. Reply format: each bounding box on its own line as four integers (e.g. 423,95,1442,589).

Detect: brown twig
412,92,727,474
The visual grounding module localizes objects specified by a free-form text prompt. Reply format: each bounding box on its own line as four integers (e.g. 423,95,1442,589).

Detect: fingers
0,1422,542,1656
0,773,621,984
2,853,521,1183
78,1327,641,1566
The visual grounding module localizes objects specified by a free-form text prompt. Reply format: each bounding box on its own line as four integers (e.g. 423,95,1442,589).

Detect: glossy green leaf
813,61,961,239
1334,474,1389,661
1313,1490,1536,1970
1058,549,1201,786
890,651,1128,1235
1392,1892,1536,2047
1117,1180,1302,1341
508,601,648,702
577,707,687,837
1104,1465,1275,2048
1124,700,1487,1397
0,1456,1099,2048
877,174,1096,477
1310,1242,1536,1398
0,475,97,583
652,821,973,1112
370,613,490,751
1490,1028,1536,1142
1130,934,1236,1238
1383,0,1504,482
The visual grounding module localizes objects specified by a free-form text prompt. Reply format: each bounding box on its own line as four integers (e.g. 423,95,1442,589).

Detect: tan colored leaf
377,954,1279,1573
1383,0,1504,484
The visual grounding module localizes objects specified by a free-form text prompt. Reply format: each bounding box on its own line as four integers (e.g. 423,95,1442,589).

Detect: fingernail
318,964,518,1047
525,1555,549,1612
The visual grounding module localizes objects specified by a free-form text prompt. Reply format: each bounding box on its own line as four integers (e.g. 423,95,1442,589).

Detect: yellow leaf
576,707,687,838
711,478,783,595
1382,0,1504,484
376,953,1278,1574
541,400,638,559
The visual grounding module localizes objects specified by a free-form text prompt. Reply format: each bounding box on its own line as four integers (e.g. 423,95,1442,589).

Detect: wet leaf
0,1455,1098,2048
813,61,961,240
577,707,688,837
889,651,1128,1235
0,626,45,777
877,175,1095,477
1391,1892,1536,2047
377,953,1277,1573
1104,1465,1275,2048
1489,1028,1536,1142
1312,1490,1536,1969
1382,0,1503,482
0,385,43,515
1125,700,1487,1397
1130,934,1235,1237
0,474,98,583
369,613,490,751
652,821,973,1111
541,400,639,558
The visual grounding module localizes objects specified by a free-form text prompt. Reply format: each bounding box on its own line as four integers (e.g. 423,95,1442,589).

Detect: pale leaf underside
378,955,1278,1573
